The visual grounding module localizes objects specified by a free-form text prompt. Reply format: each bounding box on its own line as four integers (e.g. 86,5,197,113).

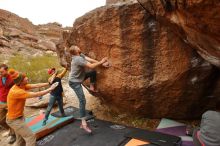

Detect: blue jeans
44,95,64,121
69,81,86,118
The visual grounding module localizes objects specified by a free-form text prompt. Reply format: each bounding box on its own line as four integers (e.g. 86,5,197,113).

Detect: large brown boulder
56,0,220,119
141,0,220,67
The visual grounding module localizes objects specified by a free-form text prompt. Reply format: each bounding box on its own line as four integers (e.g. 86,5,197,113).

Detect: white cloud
0,0,106,26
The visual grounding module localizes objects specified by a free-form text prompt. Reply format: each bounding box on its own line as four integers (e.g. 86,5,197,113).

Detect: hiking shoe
42,120,47,126
80,124,92,133
7,135,16,144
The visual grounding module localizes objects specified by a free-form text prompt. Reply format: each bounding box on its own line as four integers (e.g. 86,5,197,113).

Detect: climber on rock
68,45,109,133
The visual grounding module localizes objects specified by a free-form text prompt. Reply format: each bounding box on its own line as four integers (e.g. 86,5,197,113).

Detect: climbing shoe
42,120,47,126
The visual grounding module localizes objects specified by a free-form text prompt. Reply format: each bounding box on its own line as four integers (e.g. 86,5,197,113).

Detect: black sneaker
42,120,47,126
61,113,67,117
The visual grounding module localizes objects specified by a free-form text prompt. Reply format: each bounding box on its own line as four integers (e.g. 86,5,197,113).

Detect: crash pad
125,128,182,146
26,114,74,139
37,118,183,146
26,106,94,139
125,139,149,146
156,118,194,146
51,106,94,120
37,119,138,146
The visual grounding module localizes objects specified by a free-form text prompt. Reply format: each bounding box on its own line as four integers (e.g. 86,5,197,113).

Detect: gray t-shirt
200,110,220,146
69,54,87,83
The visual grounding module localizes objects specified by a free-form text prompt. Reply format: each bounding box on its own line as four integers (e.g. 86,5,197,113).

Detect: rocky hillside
0,9,70,60
106,0,136,5
57,0,220,119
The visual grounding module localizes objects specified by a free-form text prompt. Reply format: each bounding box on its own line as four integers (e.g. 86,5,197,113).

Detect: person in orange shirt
6,69,58,146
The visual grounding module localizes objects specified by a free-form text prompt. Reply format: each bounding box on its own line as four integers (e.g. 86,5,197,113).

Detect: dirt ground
0,80,199,146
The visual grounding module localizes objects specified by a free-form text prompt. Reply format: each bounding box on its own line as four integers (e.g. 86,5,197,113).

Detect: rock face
139,0,220,67
57,0,220,119
106,0,121,4
0,9,69,58
106,0,136,5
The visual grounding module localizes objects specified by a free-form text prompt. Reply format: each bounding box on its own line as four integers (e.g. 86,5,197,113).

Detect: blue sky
0,0,105,26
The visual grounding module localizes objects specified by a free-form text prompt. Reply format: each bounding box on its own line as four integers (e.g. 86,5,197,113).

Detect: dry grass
5,54,61,83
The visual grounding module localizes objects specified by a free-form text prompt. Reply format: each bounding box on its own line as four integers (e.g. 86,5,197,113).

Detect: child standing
42,68,67,126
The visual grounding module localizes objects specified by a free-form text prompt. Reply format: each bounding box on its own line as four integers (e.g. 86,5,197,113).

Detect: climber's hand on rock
102,61,110,68
101,57,108,63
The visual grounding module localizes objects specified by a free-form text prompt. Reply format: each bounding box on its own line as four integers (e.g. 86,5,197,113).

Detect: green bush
6,54,61,83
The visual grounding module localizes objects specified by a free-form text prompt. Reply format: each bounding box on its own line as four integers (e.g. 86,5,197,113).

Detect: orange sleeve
25,84,32,90
13,88,31,99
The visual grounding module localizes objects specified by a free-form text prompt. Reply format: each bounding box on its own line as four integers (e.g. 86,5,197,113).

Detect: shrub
6,54,61,83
